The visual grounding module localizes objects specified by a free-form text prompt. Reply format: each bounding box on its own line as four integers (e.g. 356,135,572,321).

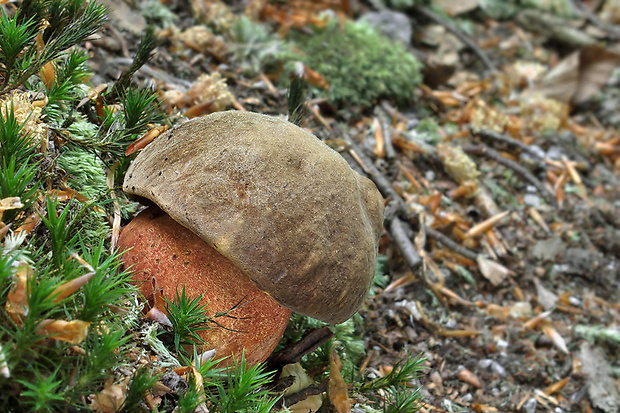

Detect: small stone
359,11,412,46
491,361,507,377
531,237,566,261
523,397,537,413
523,193,541,207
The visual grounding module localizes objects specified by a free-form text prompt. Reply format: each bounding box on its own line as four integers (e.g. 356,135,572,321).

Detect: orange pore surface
117,206,292,366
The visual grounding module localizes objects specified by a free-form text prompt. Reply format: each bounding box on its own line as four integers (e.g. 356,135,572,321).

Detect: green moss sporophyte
118,110,384,365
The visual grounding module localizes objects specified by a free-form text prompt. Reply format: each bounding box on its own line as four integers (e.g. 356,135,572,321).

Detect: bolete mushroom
118,110,384,365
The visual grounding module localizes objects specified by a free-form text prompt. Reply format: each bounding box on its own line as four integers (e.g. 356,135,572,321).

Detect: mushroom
118,110,384,365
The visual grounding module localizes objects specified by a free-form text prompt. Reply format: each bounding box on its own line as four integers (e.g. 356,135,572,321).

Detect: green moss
57,145,107,199
289,19,422,108
296,21,421,107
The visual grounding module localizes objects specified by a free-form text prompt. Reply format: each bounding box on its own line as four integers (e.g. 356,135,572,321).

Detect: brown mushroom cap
124,110,384,324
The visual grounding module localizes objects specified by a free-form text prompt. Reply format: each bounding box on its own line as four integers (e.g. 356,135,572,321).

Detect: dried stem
463,144,555,204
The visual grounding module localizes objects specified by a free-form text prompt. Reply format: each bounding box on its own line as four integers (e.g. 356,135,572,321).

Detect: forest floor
3,0,620,412
94,1,620,412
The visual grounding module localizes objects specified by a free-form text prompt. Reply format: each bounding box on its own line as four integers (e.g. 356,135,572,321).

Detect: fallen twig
571,0,620,40
463,144,555,205
424,226,478,261
474,128,546,167
267,327,334,370
346,141,409,215
344,138,421,270
390,217,422,270
283,383,326,407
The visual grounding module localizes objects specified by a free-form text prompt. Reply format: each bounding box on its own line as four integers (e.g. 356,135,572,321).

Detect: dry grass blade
465,211,510,239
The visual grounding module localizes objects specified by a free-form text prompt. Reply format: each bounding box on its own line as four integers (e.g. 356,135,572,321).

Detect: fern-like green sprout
118,367,161,413
361,354,426,391
203,354,281,413
15,367,66,413
0,0,107,94
163,286,212,353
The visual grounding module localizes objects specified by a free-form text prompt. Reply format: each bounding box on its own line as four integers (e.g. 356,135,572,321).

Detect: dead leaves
328,346,350,413
4,253,96,344
536,44,620,104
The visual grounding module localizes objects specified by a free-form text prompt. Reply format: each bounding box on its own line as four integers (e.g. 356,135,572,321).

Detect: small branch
412,5,497,73
571,0,620,40
474,128,545,165
283,383,326,407
345,140,409,215
267,327,334,369
381,119,397,161
344,137,424,271
390,217,422,270
424,226,478,261
463,144,555,205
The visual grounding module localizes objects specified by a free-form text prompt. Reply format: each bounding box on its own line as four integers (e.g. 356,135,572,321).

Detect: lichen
0,91,46,148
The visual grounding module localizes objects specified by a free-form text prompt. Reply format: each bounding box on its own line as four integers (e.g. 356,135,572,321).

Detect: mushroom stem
118,206,292,366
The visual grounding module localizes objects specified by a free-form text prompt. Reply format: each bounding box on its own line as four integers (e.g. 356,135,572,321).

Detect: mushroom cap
123,110,384,323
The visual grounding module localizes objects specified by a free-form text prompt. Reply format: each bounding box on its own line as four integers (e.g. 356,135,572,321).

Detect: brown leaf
476,256,512,286
0,197,23,212
5,264,33,324
536,45,620,103
540,320,569,354
91,378,129,413
457,368,482,388
544,377,570,395
126,125,169,156
52,271,96,303
37,319,91,344
328,347,350,413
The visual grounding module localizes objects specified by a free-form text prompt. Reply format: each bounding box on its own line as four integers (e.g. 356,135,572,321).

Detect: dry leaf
536,44,620,103
5,264,33,324
91,378,129,413
300,63,330,90
540,320,569,354
578,342,620,413
457,368,482,388
281,363,322,413
533,277,558,310
0,197,23,217
125,126,169,156
476,256,511,286
328,347,350,413
38,319,91,344
433,0,479,16
544,377,569,395
486,303,510,321
281,363,315,395
174,365,206,405
52,271,96,303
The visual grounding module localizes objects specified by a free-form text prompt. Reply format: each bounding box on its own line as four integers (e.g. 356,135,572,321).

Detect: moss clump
290,19,422,108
